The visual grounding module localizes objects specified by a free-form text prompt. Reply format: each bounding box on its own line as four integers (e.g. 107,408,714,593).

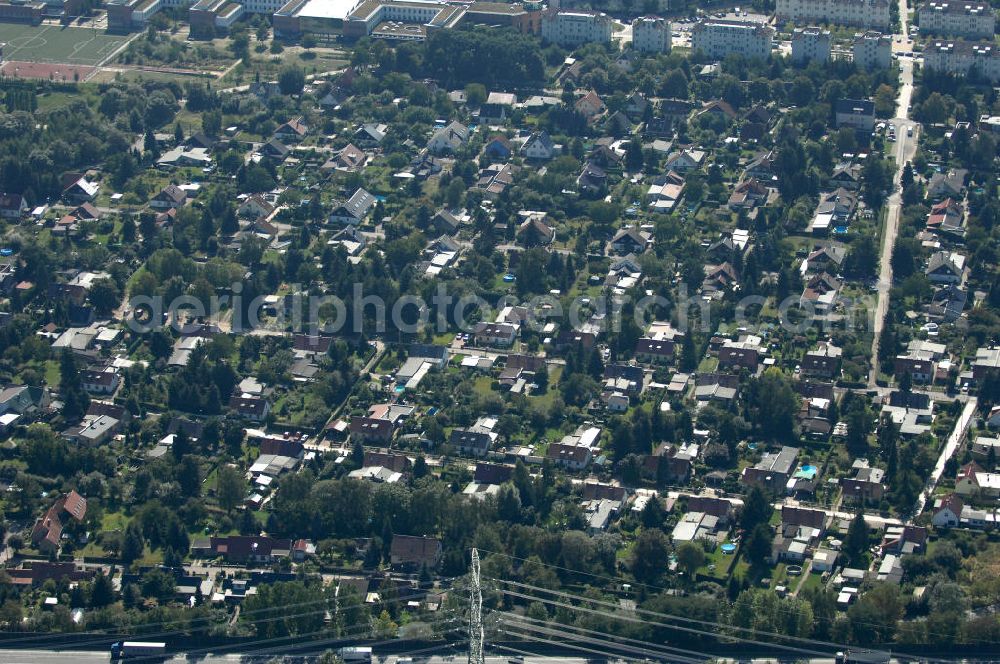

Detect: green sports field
0,23,130,66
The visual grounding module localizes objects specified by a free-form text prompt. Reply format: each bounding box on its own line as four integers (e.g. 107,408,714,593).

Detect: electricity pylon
468,548,484,664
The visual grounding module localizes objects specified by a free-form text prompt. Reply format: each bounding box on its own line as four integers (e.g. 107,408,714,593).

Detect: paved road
867,50,919,388
0,651,244,664
910,397,978,520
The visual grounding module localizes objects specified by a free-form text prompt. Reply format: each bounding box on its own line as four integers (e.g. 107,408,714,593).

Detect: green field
0,24,130,65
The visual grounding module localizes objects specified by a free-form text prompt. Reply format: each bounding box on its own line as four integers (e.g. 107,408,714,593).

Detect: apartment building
775,0,891,30
919,1,995,39
924,39,1000,81
541,9,613,46
691,18,775,60
791,26,832,64
632,15,671,53
853,30,893,69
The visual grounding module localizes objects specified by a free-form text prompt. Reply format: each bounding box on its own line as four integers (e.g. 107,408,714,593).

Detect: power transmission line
498,616,706,664
490,578,903,663
498,612,715,664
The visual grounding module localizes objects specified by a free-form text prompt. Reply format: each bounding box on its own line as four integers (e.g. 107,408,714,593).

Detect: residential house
463,462,514,499
743,446,800,492
577,162,607,194
64,413,120,446
728,178,770,210
926,168,967,200
472,322,518,348
427,121,470,154
80,367,121,395
238,195,276,220
0,193,28,219
925,250,966,284
932,493,965,528
62,175,99,203
835,98,876,132
517,215,554,247
624,91,649,118
274,117,308,142
389,535,442,570
229,395,271,422
829,162,863,190
354,123,388,147
151,184,187,210
480,92,516,123
718,337,763,372
926,283,967,322
589,142,624,169
328,188,376,226
956,462,1000,499
482,135,513,161
694,373,740,402
664,148,706,174
475,163,516,200
350,416,394,444
521,131,558,160
802,272,842,313
157,146,213,168
804,246,846,275
745,149,778,182
882,525,928,555
546,442,593,470
973,347,1000,382
971,435,1000,462
841,458,886,503
259,138,290,162
801,342,843,379
324,143,368,172
926,198,964,235
0,385,50,415
610,228,652,255
640,443,694,483
671,510,725,544
881,390,935,437
191,535,312,564
635,337,675,365
574,90,606,120
646,171,685,211
894,354,936,383
811,188,857,234
30,491,87,554
448,428,494,457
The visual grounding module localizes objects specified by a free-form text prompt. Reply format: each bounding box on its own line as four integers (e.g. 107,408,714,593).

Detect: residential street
868,47,919,388
910,397,979,520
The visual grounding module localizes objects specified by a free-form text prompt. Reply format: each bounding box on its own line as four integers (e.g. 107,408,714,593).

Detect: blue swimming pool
502,273,516,282
833,226,849,234
721,543,737,554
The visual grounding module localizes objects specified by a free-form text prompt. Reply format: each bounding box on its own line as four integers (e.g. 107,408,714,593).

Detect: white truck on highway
110,641,167,660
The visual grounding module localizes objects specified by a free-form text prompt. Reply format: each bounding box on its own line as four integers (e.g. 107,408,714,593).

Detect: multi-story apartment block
791,26,832,64
776,0,891,30
919,2,995,39
853,30,893,69
632,15,671,53
924,39,1000,81
541,9,613,46
691,18,775,60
